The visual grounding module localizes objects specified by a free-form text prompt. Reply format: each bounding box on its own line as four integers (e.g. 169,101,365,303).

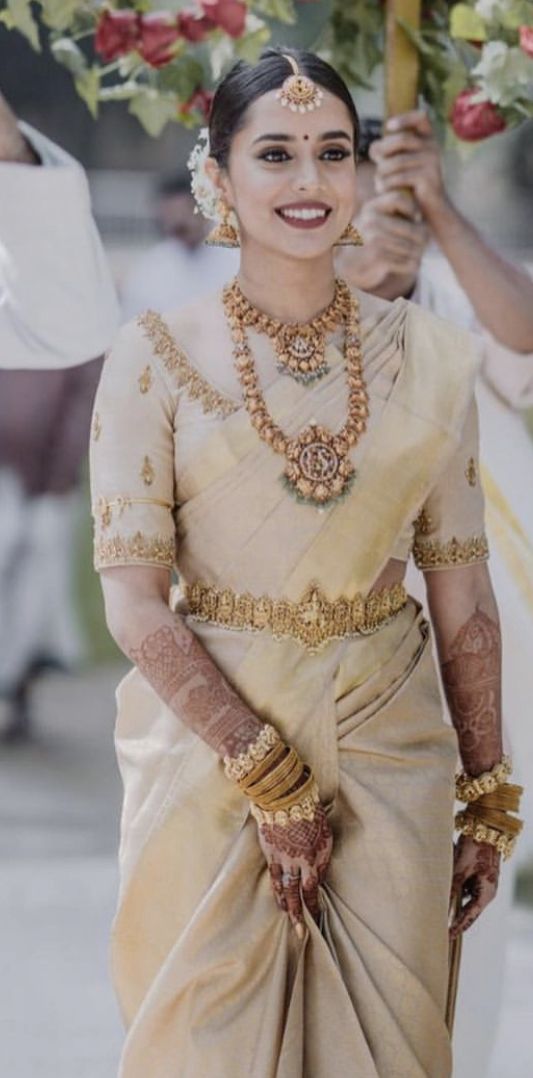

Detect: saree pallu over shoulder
175,298,481,600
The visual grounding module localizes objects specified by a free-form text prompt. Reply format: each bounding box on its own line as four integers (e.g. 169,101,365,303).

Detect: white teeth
279,207,328,221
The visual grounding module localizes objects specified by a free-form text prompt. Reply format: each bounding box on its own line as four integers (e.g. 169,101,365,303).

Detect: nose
292,154,324,193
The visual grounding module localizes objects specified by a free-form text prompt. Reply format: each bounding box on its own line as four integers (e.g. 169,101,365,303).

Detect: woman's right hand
256,803,333,936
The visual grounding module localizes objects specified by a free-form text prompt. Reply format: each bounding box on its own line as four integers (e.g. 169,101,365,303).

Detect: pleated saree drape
101,296,480,1077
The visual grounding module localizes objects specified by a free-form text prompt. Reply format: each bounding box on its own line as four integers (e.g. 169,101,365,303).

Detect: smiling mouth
275,205,332,227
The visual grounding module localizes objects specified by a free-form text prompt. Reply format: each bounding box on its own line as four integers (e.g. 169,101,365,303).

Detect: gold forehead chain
275,54,324,114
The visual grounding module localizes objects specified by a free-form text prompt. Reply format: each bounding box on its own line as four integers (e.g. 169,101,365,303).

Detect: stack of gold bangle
454,756,524,860
223,723,320,827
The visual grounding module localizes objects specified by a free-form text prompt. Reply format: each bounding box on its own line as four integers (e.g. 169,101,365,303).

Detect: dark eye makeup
257,147,352,163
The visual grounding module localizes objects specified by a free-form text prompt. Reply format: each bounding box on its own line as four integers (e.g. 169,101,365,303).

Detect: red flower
181,87,214,120
178,11,216,43
201,0,247,38
519,26,533,59
95,10,140,63
138,12,180,68
450,89,506,142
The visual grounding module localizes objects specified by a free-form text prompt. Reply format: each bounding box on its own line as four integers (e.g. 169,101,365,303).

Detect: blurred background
1,15,532,1078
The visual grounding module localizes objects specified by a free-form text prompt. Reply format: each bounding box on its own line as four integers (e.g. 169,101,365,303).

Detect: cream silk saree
90,288,486,1077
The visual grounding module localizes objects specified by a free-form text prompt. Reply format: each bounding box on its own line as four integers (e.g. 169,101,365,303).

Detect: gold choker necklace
224,278,351,384
222,277,369,508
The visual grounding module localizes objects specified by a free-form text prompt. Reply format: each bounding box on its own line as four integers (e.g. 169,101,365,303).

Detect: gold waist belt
185,581,408,653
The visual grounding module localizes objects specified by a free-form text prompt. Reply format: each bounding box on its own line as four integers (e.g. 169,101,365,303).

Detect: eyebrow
252,130,352,144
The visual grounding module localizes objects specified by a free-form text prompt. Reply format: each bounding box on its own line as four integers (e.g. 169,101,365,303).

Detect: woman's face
210,88,358,260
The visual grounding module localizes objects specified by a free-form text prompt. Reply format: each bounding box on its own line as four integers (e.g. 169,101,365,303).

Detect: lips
275,201,332,228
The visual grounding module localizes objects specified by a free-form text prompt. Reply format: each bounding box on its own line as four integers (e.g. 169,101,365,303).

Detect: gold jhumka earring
334,223,364,247
204,200,240,248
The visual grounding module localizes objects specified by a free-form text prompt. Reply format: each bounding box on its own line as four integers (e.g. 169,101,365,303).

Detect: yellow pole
384,0,422,118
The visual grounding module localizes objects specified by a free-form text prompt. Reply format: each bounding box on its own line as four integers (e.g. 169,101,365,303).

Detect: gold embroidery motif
413,533,489,570
138,365,153,394
465,457,477,487
185,580,408,653
140,456,155,486
138,310,238,418
414,506,433,535
94,531,175,568
93,496,173,530
92,412,102,441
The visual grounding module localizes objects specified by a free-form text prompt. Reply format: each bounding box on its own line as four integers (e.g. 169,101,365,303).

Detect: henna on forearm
441,605,503,776
129,619,263,759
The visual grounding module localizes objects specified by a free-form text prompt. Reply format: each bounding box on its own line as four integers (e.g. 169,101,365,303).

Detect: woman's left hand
450,835,500,939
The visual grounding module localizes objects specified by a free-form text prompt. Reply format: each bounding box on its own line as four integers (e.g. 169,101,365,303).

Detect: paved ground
0,666,531,1077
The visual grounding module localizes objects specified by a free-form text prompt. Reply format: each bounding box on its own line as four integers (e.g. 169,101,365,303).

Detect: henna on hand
441,606,503,776
130,620,262,759
450,834,500,938
257,806,333,933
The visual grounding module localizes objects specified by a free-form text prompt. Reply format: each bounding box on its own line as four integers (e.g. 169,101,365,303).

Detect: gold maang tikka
276,54,324,113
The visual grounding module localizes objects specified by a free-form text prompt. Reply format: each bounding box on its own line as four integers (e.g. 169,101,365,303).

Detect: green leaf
98,81,142,102
234,22,271,63
128,90,177,137
157,55,205,98
75,66,100,118
40,0,79,32
253,0,296,25
51,37,87,77
449,4,486,42
6,0,40,50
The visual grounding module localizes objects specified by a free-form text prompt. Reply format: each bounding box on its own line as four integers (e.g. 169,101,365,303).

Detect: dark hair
208,46,360,170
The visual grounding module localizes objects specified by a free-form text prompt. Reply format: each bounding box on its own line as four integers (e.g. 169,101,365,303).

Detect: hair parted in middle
208,46,360,170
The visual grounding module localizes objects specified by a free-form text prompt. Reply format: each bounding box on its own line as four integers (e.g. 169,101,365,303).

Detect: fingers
269,861,287,912
366,189,421,221
283,868,305,938
450,874,497,939
385,110,433,136
301,872,321,922
370,131,429,163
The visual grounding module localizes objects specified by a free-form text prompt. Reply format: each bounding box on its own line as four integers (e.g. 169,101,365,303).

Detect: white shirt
0,123,119,369
120,237,239,322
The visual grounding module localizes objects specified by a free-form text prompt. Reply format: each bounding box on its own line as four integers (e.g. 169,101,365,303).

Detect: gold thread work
93,495,173,531
465,457,478,487
185,580,407,653
94,531,175,569
138,310,238,418
138,365,153,394
413,533,489,570
140,455,155,486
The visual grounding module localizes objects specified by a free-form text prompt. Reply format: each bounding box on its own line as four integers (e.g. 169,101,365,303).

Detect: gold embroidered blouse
89,290,488,579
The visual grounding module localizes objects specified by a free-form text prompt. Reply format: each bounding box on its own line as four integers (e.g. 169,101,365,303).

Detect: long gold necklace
224,277,352,384
222,278,369,508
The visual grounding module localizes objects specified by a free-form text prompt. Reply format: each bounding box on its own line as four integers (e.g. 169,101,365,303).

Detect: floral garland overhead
0,0,532,141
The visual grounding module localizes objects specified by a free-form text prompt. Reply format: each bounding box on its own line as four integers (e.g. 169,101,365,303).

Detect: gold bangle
259,766,317,811
455,810,521,860
236,741,288,791
455,756,512,803
249,781,321,828
223,723,282,782
250,758,306,809
243,747,302,799
473,783,523,813
464,802,524,834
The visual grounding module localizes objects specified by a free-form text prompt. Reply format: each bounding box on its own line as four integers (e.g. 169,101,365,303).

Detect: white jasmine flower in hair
186,127,219,221
472,41,532,107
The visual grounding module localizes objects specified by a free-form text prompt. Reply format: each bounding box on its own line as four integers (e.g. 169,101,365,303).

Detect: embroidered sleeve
89,319,177,571
412,399,489,571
